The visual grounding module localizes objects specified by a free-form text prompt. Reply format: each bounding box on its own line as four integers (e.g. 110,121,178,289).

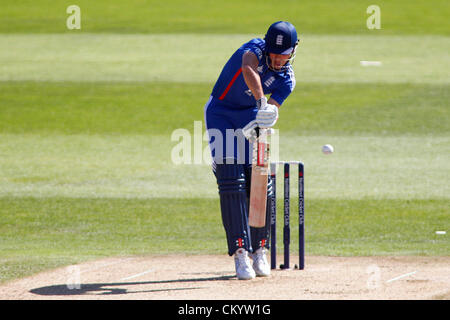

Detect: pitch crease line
386,271,417,283
120,269,154,281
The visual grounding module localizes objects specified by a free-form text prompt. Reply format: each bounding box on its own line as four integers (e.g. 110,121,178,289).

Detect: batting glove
242,120,258,142
255,103,278,128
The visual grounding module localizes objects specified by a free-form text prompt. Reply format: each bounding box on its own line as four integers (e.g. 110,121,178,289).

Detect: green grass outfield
0,1,449,284
1,34,449,84
1,0,449,35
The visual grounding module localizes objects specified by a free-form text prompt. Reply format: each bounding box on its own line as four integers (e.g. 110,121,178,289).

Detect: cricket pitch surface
1,255,449,300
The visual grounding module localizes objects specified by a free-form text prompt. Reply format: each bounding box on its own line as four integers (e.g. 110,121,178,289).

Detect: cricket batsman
204,21,299,280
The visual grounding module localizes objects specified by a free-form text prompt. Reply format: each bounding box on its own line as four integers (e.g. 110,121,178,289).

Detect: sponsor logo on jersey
254,47,263,60
264,76,275,88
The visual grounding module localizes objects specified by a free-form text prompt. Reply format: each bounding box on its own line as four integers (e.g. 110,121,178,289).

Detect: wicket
269,161,305,270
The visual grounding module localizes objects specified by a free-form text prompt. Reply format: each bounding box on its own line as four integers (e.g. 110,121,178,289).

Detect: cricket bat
248,128,269,228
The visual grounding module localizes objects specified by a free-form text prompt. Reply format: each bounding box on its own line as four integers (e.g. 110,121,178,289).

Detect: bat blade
248,129,269,228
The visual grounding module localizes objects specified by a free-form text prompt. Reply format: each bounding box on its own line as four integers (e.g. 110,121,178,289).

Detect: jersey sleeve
270,68,296,106
241,39,265,64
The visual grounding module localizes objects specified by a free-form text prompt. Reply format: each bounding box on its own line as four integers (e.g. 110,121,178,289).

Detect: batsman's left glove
255,103,278,128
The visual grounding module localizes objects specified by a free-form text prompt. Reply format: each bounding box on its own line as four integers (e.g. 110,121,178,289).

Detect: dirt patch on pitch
1,255,449,300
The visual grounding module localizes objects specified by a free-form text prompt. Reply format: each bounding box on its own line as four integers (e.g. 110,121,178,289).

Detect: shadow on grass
29,275,236,296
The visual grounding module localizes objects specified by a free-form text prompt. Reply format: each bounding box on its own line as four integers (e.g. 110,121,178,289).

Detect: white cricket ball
322,144,334,155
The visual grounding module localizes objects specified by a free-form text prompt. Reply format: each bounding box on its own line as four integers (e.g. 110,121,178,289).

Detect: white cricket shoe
234,248,256,280
251,247,271,277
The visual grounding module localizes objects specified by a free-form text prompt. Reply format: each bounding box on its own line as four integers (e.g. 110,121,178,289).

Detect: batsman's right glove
242,120,258,142
242,121,274,142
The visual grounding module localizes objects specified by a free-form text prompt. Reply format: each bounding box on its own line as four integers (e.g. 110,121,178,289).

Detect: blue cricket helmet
264,21,298,54
264,21,299,71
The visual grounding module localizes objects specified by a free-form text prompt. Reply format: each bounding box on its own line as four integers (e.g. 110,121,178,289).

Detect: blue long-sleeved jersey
211,38,296,108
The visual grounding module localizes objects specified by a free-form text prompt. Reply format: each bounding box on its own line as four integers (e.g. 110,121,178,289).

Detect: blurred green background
0,0,448,284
